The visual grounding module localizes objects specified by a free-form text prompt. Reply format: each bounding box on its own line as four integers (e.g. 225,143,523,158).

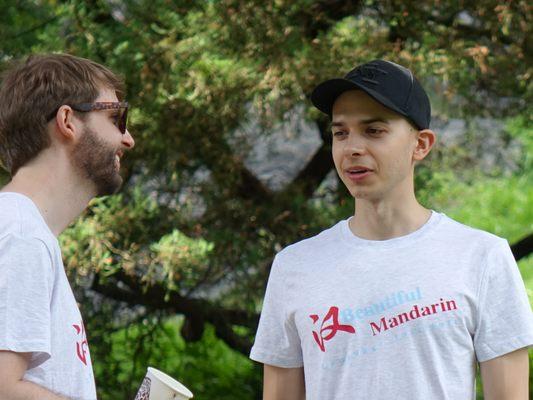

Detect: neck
350,178,431,241
1,158,95,237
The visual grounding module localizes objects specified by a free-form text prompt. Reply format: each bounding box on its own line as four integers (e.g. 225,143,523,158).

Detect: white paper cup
134,367,193,400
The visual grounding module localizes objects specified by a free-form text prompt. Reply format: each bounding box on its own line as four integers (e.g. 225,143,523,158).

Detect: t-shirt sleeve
0,234,53,359
473,239,533,362
250,254,303,368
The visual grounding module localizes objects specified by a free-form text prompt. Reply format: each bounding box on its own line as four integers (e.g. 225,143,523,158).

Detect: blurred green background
1,1,531,399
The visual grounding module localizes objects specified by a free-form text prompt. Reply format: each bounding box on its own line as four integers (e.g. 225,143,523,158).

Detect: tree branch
91,270,258,356
511,233,533,262
7,16,60,39
283,141,332,197
282,118,332,197
236,161,273,201
301,0,364,39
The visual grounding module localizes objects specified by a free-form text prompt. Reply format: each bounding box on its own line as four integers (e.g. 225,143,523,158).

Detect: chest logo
309,306,356,352
73,322,89,366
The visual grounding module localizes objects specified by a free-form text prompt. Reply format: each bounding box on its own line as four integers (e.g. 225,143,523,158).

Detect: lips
345,166,374,181
346,165,373,174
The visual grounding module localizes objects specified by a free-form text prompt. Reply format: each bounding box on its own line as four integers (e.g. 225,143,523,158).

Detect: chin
350,188,380,201
95,174,123,197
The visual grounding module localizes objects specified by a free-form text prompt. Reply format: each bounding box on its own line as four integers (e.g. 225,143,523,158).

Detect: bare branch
7,16,61,39
91,270,258,356
511,233,533,262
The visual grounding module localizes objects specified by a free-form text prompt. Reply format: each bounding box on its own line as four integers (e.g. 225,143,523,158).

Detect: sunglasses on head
47,101,129,134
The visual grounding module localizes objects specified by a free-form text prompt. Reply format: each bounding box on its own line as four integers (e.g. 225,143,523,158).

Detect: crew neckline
0,191,57,239
340,210,443,249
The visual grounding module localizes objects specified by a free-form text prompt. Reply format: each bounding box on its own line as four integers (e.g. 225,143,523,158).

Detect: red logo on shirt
309,306,356,352
73,322,89,366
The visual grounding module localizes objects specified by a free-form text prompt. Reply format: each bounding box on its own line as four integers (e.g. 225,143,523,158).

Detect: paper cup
134,367,193,400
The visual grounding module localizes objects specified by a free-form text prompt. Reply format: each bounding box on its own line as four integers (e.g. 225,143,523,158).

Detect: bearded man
0,53,135,399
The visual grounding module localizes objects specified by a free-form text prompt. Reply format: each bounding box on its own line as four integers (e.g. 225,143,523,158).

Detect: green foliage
151,229,214,292
2,1,532,399
506,115,533,172
436,176,532,242
60,188,165,278
0,170,8,186
90,316,261,400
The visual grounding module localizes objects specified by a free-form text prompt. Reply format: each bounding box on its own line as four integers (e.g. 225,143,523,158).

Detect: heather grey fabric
0,193,97,400
251,211,533,400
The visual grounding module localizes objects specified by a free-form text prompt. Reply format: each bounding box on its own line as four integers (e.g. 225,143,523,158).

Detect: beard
72,125,123,197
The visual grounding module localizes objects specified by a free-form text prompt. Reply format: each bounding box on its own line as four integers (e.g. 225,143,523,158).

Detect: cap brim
310,78,410,122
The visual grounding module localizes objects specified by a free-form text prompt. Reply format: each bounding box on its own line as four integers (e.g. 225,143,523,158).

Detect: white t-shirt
0,193,96,400
250,210,533,400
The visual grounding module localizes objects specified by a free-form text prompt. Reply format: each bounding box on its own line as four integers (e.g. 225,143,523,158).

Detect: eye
366,127,385,135
332,131,348,138
110,113,120,123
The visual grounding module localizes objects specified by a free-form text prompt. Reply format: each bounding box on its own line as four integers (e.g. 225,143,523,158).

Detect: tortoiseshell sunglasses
47,102,129,134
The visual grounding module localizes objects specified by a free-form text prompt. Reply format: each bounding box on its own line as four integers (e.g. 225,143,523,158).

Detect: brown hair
0,53,124,175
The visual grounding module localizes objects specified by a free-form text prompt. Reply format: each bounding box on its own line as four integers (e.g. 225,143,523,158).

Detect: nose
122,129,135,149
344,132,366,157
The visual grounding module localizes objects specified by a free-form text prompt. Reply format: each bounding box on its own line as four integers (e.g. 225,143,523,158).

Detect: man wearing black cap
250,60,532,399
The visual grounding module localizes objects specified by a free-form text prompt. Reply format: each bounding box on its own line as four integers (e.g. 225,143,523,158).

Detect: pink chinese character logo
73,322,89,366
309,306,356,352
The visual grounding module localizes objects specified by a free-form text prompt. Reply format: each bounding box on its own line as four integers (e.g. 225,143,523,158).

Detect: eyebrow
330,118,390,129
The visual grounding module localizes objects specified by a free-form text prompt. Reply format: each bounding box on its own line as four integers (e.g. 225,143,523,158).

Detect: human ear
53,105,78,143
413,129,436,161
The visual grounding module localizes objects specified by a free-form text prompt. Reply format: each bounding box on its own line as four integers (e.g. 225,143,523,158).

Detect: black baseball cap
310,60,431,129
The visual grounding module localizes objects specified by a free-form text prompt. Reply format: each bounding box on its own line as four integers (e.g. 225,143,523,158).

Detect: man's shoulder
276,220,344,261
0,193,55,246
437,212,508,248
0,194,25,237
